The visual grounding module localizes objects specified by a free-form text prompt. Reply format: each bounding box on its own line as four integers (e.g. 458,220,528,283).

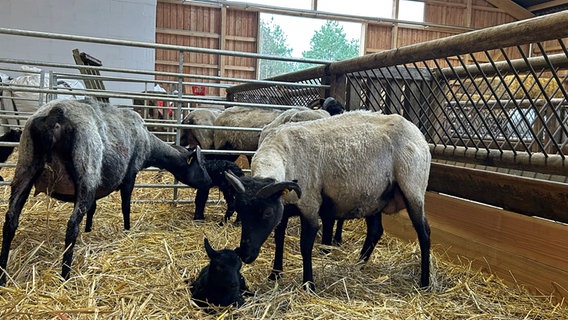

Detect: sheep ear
257,181,302,199
186,146,203,166
224,170,246,193
204,238,219,259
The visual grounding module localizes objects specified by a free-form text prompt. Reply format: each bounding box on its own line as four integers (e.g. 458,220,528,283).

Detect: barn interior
0,1,567,318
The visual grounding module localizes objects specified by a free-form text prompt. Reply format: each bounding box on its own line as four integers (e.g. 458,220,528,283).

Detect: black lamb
194,158,245,223
190,238,249,308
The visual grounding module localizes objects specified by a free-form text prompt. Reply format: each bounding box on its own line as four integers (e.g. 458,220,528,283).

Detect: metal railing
229,11,568,179
0,27,327,202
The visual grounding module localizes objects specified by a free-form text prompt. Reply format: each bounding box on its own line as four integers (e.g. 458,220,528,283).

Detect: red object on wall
192,86,206,96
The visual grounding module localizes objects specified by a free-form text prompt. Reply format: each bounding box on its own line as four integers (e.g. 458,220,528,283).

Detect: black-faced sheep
0,98,212,286
224,110,431,291
190,238,250,308
0,129,22,182
194,158,244,223
307,97,345,116
179,108,222,149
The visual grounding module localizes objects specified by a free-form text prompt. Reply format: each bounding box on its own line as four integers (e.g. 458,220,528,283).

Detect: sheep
212,97,342,164
0,129,22,181
0,98,213,286
307,97,345,116
213,106,284,163
194,158,244,223
179,108,222,149
224,110,431,291
190,238,250,308
258,108,330,145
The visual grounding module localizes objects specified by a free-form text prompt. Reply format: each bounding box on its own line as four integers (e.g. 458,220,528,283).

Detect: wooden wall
155,0,563,89
155,1,258,96
383,192,568,302
364,0,517,55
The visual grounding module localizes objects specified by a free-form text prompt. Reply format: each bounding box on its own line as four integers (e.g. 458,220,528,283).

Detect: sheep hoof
302,281,316,293
268,270,282,281
193,215,205,221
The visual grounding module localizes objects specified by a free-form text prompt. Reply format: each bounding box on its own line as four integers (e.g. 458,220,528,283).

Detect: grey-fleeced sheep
224,110,431,291
190,238,250,308
180,108,222,149
0,98,212,286
213,106,284,162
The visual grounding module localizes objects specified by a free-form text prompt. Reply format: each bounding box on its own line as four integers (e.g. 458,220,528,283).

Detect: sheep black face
173,146,212,190
190,238,249,308
224,171,301,264
322,97,344,116
307,97,344,116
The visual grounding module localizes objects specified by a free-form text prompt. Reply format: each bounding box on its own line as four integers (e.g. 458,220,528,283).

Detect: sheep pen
0,151,565,319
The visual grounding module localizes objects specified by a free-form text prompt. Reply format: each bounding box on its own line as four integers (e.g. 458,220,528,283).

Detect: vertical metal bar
173,50,185,203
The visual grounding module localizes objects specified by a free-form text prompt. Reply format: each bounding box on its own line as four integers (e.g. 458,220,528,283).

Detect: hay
0,165,565,319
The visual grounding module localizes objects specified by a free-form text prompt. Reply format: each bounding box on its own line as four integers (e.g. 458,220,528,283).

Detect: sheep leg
269,211,290,281
84,201,96,232
0,169,38,286
299,215,318,292
193,187,209,220
61,190,95,280
119,175,136,231
319,213,334,248
359,214,384,262
333,219,344,245
221,187,237,223
406,203,431,287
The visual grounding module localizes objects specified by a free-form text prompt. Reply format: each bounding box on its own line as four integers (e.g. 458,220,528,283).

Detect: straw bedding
0,166,565,319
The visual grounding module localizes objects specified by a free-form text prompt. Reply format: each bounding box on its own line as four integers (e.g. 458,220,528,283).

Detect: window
399,0,425,22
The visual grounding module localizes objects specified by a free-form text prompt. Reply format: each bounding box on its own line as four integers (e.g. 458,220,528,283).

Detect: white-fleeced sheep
258,108,330,145
224,110,431,291
0,98,212,286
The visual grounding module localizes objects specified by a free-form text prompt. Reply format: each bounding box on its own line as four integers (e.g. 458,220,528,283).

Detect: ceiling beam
485,0,535,20
528,0,568,11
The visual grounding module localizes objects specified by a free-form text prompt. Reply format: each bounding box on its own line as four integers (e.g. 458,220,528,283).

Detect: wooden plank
428,162,568,223
485,0,535,20
156,28,220,39
383,192,568,301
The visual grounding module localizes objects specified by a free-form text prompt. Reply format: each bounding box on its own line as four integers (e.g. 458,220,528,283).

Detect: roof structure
487,0,568,19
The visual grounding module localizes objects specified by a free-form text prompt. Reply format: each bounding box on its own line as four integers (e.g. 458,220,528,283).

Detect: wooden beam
485,0,534,20
428,162,568,223
528,0,568,12
383,192,568,302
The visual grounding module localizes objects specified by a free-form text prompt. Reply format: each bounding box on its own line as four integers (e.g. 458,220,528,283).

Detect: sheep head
224,170,301,264
174,145,212,189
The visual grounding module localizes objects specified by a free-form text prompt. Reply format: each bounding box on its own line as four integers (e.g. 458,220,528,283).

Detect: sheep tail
28,106,73,159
